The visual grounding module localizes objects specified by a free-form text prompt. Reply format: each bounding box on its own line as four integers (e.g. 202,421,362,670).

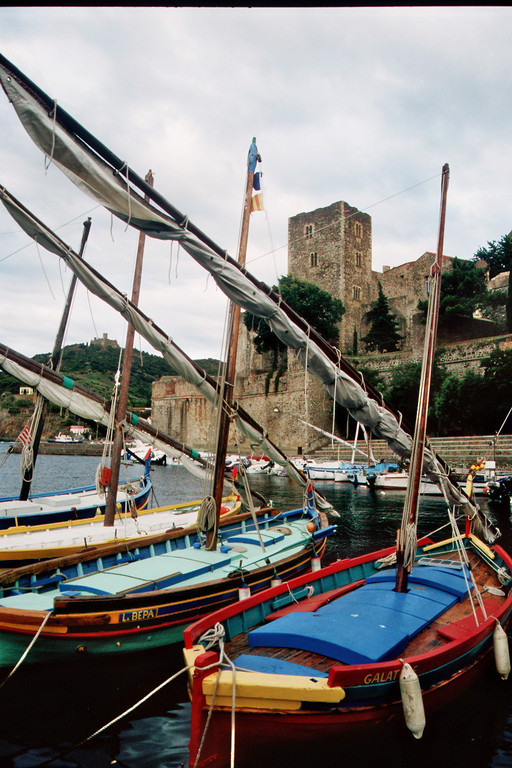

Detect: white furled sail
0,342,207,479
0,55,494,534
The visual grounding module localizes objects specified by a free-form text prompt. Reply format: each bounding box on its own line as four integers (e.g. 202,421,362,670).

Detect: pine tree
361,282,403,353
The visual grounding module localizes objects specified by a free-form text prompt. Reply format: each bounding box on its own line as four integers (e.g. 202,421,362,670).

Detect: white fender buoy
238,582,251,601
399,661,426,739
493,621,511,680
311,556,321,572
271,577,282,588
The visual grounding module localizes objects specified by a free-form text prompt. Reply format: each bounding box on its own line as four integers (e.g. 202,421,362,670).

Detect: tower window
305,224,314,239
310,252,318,267
355,252,362,268
353,286,361,300
354,222,363,239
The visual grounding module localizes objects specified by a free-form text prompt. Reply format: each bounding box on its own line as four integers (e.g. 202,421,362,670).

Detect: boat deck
223,549,507,674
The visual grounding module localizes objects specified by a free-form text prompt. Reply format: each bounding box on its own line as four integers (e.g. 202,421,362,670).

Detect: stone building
288,201,372,352
151,198,505,454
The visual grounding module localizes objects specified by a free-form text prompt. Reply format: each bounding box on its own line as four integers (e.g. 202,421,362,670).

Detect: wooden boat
0,501,332,668
0,126,335,670
0,492,240,567
0,466,152,530
182,166,512,766
184,534,512,766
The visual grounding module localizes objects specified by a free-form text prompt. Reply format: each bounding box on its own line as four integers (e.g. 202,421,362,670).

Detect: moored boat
183,533,512,767
0,501,333,668
0,492,240,567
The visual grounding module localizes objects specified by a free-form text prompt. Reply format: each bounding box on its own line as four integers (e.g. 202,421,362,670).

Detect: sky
0,6,511,363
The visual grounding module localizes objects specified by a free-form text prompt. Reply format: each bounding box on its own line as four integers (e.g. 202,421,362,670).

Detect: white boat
374,460,501,496
0,492,241,566
47,432,83,444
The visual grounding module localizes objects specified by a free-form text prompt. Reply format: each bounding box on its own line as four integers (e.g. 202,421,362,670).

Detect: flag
253,172,261,191
18,423,32,446
251,193,263,213
231,464,238,480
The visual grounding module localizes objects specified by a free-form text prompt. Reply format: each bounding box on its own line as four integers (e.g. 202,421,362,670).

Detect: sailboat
181,166,512,767
0,137,334,667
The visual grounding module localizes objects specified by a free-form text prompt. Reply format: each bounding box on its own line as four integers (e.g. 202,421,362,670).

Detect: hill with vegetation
0,342,220,408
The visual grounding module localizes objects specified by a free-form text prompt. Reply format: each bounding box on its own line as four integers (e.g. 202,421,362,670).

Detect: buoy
238,582,251,601
311,556,321,572
399,661,426,739
271,577,282,587
493,621,511,680
306,521,316,533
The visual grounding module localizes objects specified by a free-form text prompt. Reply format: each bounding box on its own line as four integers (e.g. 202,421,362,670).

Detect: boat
123,438,169,466
0,500,332,668
47,433,84,444
182,165,512,766
0,492,241,567
0,462,152,530
183,533,512,766
374,460,501,496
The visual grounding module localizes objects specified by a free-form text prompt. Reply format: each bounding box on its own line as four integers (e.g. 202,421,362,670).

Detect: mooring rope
0,610,52,690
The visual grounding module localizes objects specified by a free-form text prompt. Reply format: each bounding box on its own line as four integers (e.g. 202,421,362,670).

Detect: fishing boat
0,492,241,567
0,462,151,530
182,165,512,767
0,500,331,668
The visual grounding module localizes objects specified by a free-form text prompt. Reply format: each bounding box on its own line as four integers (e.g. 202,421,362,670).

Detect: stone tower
288,201,372,352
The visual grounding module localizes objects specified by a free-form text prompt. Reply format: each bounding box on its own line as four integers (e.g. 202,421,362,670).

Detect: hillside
0,342,220,408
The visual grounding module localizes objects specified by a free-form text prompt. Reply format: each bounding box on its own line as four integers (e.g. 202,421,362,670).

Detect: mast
206,139,261,550
19,217,91,500
395,164,450,592
104,170,153,526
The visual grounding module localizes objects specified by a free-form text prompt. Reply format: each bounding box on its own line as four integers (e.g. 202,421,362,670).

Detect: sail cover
0,55,490,526
0,342,210,479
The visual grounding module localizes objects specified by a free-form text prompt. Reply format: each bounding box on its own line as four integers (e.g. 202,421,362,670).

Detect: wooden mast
104,170,154,526
395,163,450,593
205,139,261,550
19,217,92,501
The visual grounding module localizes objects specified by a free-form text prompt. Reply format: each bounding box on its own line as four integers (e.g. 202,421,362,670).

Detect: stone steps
310,435,512,473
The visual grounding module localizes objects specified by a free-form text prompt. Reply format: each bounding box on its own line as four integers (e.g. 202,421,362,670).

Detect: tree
417,257,488,324
385,351,446,433
243,275,345,366
474,234,512,332
361,282,403,353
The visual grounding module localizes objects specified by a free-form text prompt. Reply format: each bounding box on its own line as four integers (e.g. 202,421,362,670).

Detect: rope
0,611,52,690
198,495,217,533
33,662,195,767
192,623,238,768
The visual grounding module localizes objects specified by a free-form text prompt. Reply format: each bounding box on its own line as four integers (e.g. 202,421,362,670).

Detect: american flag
18,423,32,446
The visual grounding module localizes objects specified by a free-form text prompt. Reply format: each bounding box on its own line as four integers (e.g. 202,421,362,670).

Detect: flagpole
206,140,261,550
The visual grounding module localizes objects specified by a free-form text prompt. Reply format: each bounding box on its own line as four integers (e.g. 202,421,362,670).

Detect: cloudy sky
0,6,511,364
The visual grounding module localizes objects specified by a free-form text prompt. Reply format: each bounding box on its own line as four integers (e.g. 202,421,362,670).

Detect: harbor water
0,451,511,767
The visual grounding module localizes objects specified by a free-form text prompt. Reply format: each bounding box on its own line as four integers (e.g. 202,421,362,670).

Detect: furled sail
0,342,209,479
0,55,493,533
0,187,322,505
